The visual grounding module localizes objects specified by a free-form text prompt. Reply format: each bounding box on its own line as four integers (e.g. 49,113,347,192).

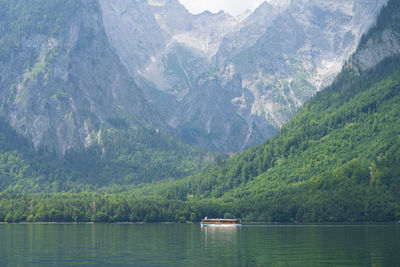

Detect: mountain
99,0,388,152
175,0,389,152
0,0,388,154
99,0,245,97
133,0,400,222
0,0,218,192
0,0,170,154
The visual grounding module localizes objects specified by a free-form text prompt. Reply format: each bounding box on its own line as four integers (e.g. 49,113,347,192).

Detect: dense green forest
0,0,400,223
0,118,218,193
2,55,399,223
131,55,400,222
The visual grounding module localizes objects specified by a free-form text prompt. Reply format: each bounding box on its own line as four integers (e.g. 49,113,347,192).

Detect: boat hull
201,218,241,227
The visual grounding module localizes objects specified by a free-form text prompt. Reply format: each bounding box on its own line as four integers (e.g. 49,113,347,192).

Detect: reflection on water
202,224,241,238
202,225,240,245
0,223,399,266
202,225,241,264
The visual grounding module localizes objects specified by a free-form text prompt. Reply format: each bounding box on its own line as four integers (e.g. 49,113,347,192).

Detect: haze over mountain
100,0,387,151
178,0,266,16
0,0,388,154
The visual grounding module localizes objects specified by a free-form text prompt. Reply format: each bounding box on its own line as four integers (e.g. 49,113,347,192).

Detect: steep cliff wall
0,0,164,153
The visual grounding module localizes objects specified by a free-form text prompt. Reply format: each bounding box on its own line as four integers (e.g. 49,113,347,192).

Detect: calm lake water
1,223,399,266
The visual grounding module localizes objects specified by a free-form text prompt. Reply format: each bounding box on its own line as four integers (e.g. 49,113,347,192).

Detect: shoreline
0,221,399,225
0,222,189,225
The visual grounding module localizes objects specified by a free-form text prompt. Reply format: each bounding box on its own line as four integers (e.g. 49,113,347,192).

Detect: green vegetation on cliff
0,0,79,58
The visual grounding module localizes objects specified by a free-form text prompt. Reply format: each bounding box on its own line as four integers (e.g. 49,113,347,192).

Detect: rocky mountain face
100,0,388,152
99,0,246,98
148,0,400,222
0,0,390,154
350,2,400,71
0,0,165,154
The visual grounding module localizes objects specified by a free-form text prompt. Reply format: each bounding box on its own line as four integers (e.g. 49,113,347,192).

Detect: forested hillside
147,56,400,222
0,117,218,193
2,45,399,223
0,0,399,223
112,0,400,223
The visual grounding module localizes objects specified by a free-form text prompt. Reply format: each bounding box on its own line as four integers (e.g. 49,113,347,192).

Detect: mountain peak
194,9,233,19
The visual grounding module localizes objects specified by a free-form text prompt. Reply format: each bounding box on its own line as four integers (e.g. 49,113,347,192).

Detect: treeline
0,193,230,223
1,168,398,224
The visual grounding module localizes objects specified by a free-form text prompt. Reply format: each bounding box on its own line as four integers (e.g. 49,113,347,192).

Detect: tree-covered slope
0,116,218,193
132,55,400,222
129,0,400,222
1,64,399,223
3,55,399,222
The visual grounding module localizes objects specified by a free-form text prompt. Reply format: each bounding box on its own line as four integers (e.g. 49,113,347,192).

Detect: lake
1,223,399,266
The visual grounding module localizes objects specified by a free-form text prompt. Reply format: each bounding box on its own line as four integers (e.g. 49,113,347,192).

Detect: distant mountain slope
99,0,245,97
175,0,388,152
100,0,387,152
137,0,400,222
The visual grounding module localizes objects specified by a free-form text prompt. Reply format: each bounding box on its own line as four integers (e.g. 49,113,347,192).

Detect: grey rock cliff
351,30,400,70
0,0,165,153
99,0,388,152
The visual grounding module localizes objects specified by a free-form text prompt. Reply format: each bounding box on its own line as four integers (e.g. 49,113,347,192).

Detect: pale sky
178,0,266,16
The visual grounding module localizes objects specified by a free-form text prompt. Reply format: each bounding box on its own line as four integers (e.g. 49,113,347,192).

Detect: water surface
1,223,399,266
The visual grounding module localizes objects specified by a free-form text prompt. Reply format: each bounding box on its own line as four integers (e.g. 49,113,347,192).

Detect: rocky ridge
100,0,388,151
